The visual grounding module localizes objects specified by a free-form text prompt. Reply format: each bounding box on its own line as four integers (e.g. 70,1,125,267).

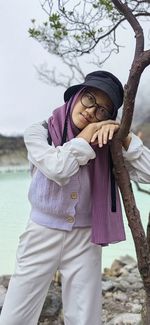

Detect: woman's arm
122,132,150,183
78,122,150,184
24,121,96,186
24,121,150,185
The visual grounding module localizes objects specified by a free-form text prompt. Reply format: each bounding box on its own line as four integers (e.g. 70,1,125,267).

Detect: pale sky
0,0,150,135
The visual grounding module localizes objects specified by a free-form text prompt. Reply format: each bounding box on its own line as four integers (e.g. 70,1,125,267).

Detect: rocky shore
0,134,28,167
0,255,145,324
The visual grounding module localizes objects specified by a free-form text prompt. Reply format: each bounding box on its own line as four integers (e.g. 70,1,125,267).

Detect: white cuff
63,138,96,165
122,133,143,161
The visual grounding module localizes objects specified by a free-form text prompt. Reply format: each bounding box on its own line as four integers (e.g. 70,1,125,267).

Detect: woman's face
72,87,114,129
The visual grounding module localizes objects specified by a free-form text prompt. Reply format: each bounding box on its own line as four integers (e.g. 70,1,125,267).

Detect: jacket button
65,215,75,223
71,192,78,199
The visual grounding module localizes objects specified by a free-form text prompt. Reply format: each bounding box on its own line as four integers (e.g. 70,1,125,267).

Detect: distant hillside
0,135,27,167
135,123,150,149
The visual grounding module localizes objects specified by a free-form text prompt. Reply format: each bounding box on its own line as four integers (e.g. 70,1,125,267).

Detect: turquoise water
0,170,149,275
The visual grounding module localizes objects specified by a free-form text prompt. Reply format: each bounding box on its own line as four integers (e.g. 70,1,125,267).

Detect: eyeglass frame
80,90,114,120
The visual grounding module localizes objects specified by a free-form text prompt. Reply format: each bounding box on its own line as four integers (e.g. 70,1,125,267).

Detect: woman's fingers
91,124,120,147
100,125,119,146
108,127,115,140
91,130,99,143
98,127,110,147
96,120,119,129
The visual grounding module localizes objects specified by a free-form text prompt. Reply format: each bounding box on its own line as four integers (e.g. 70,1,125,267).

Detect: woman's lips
80,113,90,123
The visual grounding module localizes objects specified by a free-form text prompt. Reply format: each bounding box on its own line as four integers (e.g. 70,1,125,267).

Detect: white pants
0,219,102,325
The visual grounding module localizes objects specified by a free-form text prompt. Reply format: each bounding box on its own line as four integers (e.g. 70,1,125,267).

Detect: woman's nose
85,106,96,117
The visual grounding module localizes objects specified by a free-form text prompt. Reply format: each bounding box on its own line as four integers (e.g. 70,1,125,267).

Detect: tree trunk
110,1,150,322
142,291,150,324
111,137,150,324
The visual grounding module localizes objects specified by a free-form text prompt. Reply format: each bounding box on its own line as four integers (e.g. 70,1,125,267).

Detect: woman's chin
73,118,88,130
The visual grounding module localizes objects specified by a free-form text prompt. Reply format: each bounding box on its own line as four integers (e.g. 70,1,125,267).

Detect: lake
0,170,149,275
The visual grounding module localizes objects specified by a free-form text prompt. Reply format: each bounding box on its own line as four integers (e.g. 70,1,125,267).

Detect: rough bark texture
142,292,150,324
111,0,150,323
147,213,150,251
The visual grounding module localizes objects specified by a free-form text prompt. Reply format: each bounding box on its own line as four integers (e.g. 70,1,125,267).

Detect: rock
123,262,137,272
115,279,131,291
140,298,145,304
127,273,141,284
104,292,113,298
109,259,126,276
108,312,142,325
39,282,62,323
119,268,129,276
133,299,140,304
0,256,146,324
131,304,142,313
0,285,7,308
0,275,11,289
113,291,128,302
119,255,136,265
125,302,142,313
102,280,115,291
130,282,143,290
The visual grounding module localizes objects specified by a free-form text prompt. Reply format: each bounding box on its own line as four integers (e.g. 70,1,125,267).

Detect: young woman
0,71,150,325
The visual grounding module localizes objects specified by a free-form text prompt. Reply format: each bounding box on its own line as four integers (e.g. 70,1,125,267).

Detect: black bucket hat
64,70,124,110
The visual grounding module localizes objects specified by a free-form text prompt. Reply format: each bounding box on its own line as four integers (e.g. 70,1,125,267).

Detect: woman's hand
76,120,120,145
91,122,120,147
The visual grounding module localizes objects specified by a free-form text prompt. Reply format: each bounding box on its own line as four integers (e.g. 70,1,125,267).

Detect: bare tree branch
35,55,85,87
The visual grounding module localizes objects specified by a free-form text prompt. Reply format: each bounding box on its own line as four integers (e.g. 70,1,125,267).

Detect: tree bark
111,0,150,323
147,213,150,250
111,138,150,271
142,292,150,324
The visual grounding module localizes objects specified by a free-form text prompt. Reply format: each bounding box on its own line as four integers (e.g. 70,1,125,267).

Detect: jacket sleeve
122,133,150,183
24,121,96,186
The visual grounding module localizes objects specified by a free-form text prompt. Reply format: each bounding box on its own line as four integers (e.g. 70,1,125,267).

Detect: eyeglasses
80,91,113,120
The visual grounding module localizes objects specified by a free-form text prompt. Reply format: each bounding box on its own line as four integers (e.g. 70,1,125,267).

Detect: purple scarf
48,91,126,245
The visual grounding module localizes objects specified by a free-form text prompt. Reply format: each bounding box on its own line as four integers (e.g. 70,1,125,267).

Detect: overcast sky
0,1,150,135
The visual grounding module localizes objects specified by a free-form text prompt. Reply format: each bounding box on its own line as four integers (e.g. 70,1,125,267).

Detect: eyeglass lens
81,92,112,119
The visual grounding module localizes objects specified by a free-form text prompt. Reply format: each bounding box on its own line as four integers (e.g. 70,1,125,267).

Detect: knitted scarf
48,90,126,245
